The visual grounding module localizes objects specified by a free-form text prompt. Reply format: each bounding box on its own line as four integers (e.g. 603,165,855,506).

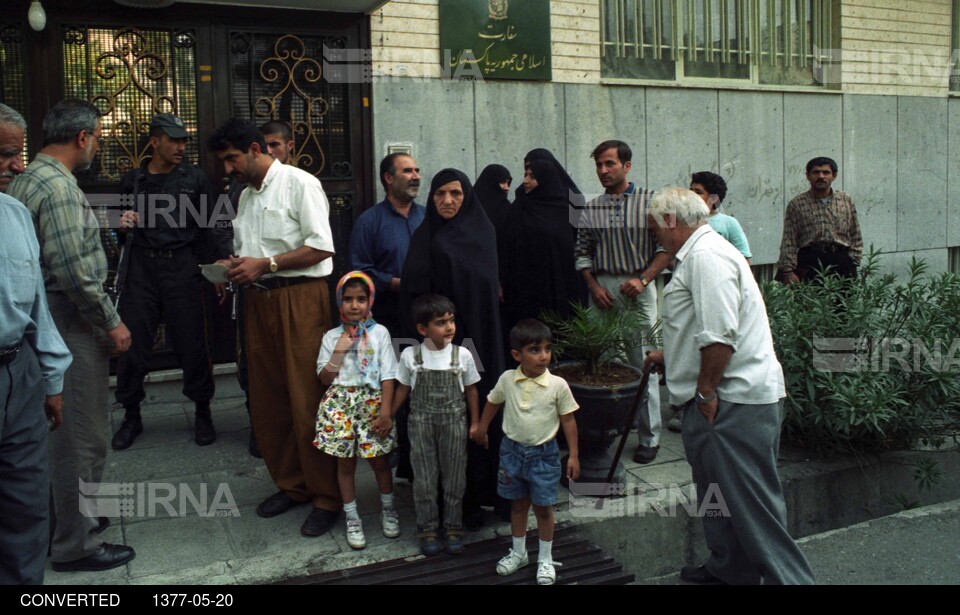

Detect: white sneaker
381,509,400,538
537,560,561,585
496,548,529,576
346,518,366,549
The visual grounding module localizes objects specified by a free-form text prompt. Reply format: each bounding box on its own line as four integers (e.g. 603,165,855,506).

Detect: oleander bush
763,250,960,456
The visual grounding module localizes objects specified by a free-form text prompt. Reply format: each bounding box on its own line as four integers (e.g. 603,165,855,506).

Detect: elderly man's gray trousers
681,397,814,585
0,344,50,584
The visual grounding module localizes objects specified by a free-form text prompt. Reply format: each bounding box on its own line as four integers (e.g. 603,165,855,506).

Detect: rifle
114,170,142,310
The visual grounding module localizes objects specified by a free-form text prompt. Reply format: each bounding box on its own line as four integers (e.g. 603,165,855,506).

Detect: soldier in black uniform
112,114,231,449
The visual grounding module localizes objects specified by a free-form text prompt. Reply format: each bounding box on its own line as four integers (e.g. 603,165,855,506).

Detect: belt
0,344,21,366
504,436,556,451
138,248,176,259
252,276,320,291
802,243,848,254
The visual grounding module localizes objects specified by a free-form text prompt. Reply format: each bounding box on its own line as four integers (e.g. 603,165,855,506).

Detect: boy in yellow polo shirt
472,319,579,585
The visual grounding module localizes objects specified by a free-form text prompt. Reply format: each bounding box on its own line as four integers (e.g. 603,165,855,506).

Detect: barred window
601,0,840,87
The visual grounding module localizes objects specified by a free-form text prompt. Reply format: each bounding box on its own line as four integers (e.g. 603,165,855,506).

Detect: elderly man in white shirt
644,187,814,586
208,119,341,538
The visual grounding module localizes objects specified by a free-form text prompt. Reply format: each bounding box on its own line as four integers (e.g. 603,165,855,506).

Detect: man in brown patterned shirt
778,156,862,283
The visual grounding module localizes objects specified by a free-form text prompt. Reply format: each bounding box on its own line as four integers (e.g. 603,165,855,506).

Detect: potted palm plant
543,301,658,487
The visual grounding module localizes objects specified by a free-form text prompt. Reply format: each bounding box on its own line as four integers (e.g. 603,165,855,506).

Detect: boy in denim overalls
393,294,480,556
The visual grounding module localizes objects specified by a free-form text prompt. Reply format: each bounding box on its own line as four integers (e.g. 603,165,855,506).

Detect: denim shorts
497,436,561,506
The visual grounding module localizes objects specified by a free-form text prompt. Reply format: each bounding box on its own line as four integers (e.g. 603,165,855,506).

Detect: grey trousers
595,273,661,447
409,411,468,533
681,397,814,585
47,293,108,562
0,343,50,584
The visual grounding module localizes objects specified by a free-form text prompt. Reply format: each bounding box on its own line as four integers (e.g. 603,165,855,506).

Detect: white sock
343,500,360,522
380,491,395,511
512,535,526,556
539,539,553,563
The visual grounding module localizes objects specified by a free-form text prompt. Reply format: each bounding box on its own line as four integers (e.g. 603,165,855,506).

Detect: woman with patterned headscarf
314,271,401,550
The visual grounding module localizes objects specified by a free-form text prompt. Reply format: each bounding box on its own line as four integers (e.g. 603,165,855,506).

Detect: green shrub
542,300,655,376
763,250,960,456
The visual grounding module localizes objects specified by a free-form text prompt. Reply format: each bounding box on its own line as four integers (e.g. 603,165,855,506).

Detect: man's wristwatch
269,256,279,274
639,277,650,287
695,391,717,405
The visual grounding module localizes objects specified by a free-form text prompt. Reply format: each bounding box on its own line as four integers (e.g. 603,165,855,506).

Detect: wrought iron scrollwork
331,161,352,179
0,23,21,43
63,25,88,46
90,28,177,179
328,193,354,210
173,29,196,49
253,34,331,177
230,32,252,54
326,36,347,50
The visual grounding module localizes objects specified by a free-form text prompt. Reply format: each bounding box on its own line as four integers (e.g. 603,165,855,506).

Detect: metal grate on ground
279,525,634,586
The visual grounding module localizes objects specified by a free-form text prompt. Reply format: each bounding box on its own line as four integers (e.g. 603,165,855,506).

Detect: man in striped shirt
778,157,862,283
8,99,136,573
574,140,671,464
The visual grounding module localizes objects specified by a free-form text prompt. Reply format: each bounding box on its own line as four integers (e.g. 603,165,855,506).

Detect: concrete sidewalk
42,372,960,585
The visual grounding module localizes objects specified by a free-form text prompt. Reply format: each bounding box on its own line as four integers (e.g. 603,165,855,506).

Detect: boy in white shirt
391,294,480,556
473,319,579,585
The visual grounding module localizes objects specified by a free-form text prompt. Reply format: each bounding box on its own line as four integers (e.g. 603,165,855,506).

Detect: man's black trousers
116,246,214,407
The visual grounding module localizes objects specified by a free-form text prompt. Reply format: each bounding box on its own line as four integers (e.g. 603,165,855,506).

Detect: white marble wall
373,79,957,276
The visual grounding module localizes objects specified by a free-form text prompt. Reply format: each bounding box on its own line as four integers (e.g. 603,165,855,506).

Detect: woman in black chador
499,159,585,337
474,163,513,230
401,168,506,528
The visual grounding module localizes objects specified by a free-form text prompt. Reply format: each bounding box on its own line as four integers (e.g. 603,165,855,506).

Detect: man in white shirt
208,119,341,537
644,187,814,585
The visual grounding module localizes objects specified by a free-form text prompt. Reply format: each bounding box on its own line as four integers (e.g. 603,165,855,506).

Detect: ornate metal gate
4,0,372,368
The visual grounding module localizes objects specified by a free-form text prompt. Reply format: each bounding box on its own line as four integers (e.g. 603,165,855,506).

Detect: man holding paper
208,118,342,537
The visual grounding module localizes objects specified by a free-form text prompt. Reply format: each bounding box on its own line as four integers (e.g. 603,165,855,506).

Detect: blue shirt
707,212,752,259
0,193,72,395
349,199,426,294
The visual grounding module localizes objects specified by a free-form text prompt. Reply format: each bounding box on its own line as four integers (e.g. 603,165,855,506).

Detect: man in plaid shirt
8,99,136,573
778,156,863,283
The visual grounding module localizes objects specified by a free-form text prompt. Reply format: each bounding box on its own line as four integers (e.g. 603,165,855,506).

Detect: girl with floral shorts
314,271,399,549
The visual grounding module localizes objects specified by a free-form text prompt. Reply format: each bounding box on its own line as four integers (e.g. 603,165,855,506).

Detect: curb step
281,524,635,585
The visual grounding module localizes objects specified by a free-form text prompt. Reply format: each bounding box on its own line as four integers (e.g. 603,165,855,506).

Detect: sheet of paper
200,264,230,284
